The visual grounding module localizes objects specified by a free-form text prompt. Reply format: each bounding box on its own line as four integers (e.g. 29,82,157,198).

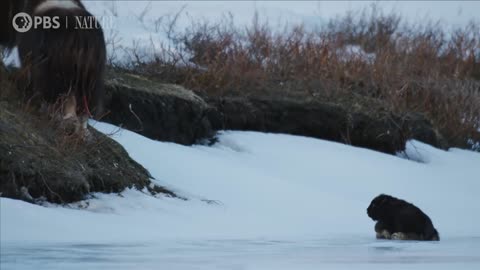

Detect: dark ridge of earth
103,69,448,155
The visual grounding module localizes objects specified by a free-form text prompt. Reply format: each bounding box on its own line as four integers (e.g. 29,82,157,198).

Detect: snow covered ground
1,122,480,269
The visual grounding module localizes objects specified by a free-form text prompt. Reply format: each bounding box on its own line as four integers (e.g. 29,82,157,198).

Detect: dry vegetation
117,7,480,150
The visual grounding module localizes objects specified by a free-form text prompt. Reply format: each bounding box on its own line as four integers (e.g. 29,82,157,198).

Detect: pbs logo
12,12,33,33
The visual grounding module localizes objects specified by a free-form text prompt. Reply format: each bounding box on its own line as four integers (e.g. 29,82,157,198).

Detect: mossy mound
0,67,176,204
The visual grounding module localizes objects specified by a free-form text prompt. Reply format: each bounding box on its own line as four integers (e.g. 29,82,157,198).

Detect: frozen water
2,237,480,270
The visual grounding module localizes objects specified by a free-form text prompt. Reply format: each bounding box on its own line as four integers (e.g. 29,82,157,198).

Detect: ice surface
2,238,480,270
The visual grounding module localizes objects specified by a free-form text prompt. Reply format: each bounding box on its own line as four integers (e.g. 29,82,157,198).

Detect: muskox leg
77,113,91,140
63,94,77,120
57,94,81,135
391,232,424,241
375,221,392,239
377,230,392,239
391,232,407,240
0,0,25,48
60,94,88,137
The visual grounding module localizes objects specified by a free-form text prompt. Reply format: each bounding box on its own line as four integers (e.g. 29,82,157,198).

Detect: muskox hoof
376,230,392,239
59,115,80,135
57,114,91,141
81,128,93,142
391,232,407,240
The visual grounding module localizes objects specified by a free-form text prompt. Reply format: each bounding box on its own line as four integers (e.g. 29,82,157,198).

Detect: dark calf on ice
0,0,106,137
367,194,439,241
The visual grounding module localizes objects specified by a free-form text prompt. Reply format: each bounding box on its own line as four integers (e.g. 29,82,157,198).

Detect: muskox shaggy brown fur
1,0,106,136
0,1,23,48
367,194,440,241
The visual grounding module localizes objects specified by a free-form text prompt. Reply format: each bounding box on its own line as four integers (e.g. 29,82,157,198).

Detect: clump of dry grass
122,6,480,149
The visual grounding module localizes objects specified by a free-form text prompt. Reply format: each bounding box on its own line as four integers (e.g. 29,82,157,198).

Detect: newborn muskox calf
367,194,439,241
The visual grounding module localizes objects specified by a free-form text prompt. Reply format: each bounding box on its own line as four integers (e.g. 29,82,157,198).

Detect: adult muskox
1,0,106,136
367,194,440,241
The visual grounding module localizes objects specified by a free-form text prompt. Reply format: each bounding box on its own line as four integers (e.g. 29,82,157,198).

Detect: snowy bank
2,122,479,243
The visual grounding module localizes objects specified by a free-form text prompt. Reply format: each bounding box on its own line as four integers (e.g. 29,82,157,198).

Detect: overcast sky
84,0,480,26
84,1,480,29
